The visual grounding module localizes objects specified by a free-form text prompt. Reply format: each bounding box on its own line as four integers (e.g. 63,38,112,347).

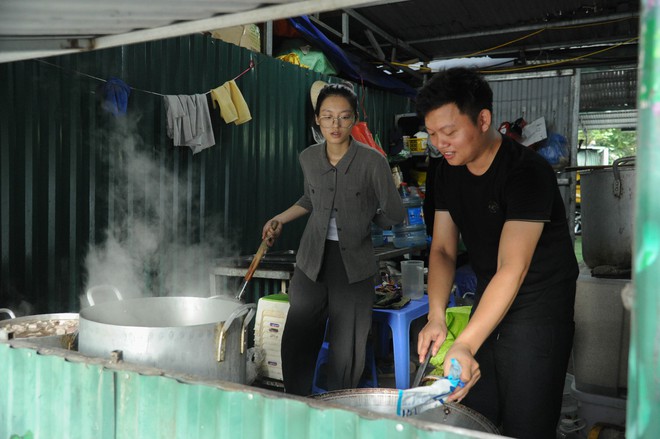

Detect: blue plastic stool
371,294,429,389
450,264,477,307
454,264,477,298
311,338,378,394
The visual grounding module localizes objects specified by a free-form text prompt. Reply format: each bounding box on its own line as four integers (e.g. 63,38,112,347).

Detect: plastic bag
352,122,386,156
276,39,337,75
536,133,569,169
396,359,465,417
429,306,472,376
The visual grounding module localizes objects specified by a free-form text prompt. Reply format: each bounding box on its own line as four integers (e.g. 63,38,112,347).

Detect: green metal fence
0,35,411,312
0,343,499,439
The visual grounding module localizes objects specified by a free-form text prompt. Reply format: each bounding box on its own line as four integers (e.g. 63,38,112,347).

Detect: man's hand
417,318,448,363
443,342,481,403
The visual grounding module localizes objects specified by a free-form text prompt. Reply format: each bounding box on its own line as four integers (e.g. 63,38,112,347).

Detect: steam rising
83,118,235,306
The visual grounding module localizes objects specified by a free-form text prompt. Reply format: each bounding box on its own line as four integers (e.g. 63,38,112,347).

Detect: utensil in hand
235,220,279,301
412,343,433,388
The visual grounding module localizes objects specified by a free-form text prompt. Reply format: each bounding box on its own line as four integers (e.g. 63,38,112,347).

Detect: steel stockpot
314,388,499,434
78,291,255,383
579,156,635,270
0,310,79,348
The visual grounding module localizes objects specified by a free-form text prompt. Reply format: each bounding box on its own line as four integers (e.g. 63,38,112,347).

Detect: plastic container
254,294,290,380
393,224,427,248
404,137,427,152
413,130,429,152
569,380,626,434
382,229,394,245
400,260,424,299
393,184,427,248
371,223,385,247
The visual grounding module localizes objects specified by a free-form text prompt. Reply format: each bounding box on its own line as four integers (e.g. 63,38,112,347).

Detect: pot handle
240,307,256,355
215,303,256,363
612,156,635,198
0,308,16,320
86,285,123,306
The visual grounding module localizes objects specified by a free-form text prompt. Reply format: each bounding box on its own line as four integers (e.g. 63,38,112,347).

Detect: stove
219,249,297,271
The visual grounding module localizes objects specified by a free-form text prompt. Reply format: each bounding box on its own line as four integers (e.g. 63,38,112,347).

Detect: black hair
416,67,493,124
315,83,358,117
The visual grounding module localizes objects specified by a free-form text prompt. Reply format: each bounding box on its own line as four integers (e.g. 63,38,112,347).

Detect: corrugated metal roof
579,110,637,130
580,68,638,111
1,0,641,105
0,0,384,63
2,0,262,34
313,0,639,85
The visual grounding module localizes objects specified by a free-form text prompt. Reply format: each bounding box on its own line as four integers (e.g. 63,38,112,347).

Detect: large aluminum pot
79,292,255,383
314,388,499,434
580,156,635,270
0,310,79,349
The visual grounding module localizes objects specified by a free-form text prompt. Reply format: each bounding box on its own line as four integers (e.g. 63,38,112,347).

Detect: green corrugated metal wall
627,1,660,438
0,343,498,439
0,34,412,312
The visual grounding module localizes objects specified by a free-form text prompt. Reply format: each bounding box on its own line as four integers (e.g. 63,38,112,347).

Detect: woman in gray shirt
262,83,404,395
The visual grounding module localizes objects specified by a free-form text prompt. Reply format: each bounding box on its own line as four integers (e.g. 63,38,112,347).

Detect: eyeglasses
318,115,355,128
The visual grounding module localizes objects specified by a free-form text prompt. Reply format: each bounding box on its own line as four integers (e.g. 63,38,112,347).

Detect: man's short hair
416,67,493,124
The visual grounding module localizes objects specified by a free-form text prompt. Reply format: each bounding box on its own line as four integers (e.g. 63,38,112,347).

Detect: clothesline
33,57,259,97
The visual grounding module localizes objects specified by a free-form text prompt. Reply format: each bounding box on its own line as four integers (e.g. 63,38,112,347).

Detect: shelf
373,243,427,260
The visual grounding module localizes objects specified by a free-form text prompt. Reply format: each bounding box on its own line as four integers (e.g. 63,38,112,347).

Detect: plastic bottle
371,223,385,247
391,165,403,188
393,184,427,248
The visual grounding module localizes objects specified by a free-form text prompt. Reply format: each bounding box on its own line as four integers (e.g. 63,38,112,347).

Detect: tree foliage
578,129,637,162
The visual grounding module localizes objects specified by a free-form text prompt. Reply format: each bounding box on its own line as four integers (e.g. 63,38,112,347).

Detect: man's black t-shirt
435,135,578,322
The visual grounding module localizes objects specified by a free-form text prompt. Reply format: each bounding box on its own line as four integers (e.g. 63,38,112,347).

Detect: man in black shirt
415,67,578,439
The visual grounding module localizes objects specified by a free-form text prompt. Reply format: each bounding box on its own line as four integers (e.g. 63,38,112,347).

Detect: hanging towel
163,94,216,154
210,80,252,125
211,83,238,124
100,77,131,116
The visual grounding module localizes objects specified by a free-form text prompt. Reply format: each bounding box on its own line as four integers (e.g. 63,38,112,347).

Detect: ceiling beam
307,14,425,79
341,12,350,44
308,15,374,57
364,29,386,60
342,8,430,61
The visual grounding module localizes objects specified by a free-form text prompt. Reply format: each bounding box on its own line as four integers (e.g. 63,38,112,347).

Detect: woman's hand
443,342,480,403
261,219,282,246
417,318,448,363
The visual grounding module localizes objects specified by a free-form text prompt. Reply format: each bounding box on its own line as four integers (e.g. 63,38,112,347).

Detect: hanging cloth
100,77,131,116
163,94,216,154
210,80,252,125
